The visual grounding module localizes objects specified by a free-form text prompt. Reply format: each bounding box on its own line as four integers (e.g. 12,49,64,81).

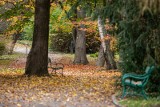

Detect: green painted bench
48,57,64,76
121,66,155,99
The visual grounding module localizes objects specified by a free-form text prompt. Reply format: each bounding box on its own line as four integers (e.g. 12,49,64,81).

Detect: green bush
147,68,160,93
0,42,5,55
50,32,101,53
86,33,101,54
21,24,33,41
90,52,98,58
21,18,34,41
50,32,72,53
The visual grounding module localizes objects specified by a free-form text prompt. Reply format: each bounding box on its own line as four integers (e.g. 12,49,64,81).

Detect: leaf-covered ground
0,54,121,107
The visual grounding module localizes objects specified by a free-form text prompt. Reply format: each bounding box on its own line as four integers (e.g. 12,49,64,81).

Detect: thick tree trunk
73,25,88,64
73,8,88,64
97,16,117,69
25,0,50,76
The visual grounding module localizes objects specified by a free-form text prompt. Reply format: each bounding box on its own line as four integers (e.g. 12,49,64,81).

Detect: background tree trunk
70,27,76,53
72,8,77,48
25,0,50,76
96,45,105,66
73,8,88,64
8,33,20,55
74,25,88,64
105,38,117,69
97,16,117,69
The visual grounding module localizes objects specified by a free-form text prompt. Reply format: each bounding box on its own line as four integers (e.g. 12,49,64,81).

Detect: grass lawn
119,96,160,107
0,53,26,68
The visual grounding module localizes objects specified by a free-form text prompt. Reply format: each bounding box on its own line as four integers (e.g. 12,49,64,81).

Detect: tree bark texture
97,16,117,69
74,24,88,64
25,0,50,76
96,45,105,67
73,8,88,64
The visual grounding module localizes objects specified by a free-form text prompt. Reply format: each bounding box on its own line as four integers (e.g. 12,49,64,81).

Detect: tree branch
50,0,54,4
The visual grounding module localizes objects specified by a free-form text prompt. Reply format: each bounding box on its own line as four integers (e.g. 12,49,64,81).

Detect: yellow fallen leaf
17,103,21,107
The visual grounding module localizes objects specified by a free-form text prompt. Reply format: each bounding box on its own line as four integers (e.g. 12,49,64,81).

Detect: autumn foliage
0,55,121,106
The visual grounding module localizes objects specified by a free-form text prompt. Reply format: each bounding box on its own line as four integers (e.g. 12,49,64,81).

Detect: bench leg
51,69,57,75
122,85,127,98
61,69,64,76
141,88,148,100
55,69,57,74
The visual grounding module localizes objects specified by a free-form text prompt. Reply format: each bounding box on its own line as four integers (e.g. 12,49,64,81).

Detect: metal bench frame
48,58,64,76
121,66,155,99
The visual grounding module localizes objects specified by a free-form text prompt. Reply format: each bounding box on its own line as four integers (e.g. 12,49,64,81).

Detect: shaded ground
0,46,121,107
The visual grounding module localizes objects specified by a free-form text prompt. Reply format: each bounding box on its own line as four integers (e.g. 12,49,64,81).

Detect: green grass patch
90,52,98,58
0,53,25,67
0,53,25,60
0,59,12,65
0,68,24,73
119,96,160,107
17,40,32,46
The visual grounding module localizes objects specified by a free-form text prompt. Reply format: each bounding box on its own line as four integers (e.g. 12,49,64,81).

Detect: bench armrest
122,74,148,80
122,73,147,79
49,62,64,68
54,63,64,68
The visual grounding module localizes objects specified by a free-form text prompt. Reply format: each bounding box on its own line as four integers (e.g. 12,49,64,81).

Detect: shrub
90,52,98,58
50,32,72,53
147,68,160,93
50,32,101,53
86,33,101,54
0,42,5,55
21,24,33,41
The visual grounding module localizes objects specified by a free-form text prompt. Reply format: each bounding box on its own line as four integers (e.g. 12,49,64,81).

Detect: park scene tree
0,0,160,106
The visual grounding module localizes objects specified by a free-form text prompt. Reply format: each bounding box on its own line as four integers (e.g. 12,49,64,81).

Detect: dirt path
14,44,31,54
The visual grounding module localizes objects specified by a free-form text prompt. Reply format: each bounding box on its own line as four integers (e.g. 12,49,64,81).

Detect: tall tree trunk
74,24,88,64
70,27,76,53
73,8,88,64
97,16,117,69
8,33,20,54
25,0,50,76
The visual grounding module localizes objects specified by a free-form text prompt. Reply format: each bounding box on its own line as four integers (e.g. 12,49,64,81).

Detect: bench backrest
143,66,155,86
145,66,155,74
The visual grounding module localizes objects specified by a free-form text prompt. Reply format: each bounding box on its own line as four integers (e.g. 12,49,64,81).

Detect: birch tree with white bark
96,16,117,69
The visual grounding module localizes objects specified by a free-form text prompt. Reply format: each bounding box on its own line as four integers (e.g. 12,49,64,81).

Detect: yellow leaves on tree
72,20,97,33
